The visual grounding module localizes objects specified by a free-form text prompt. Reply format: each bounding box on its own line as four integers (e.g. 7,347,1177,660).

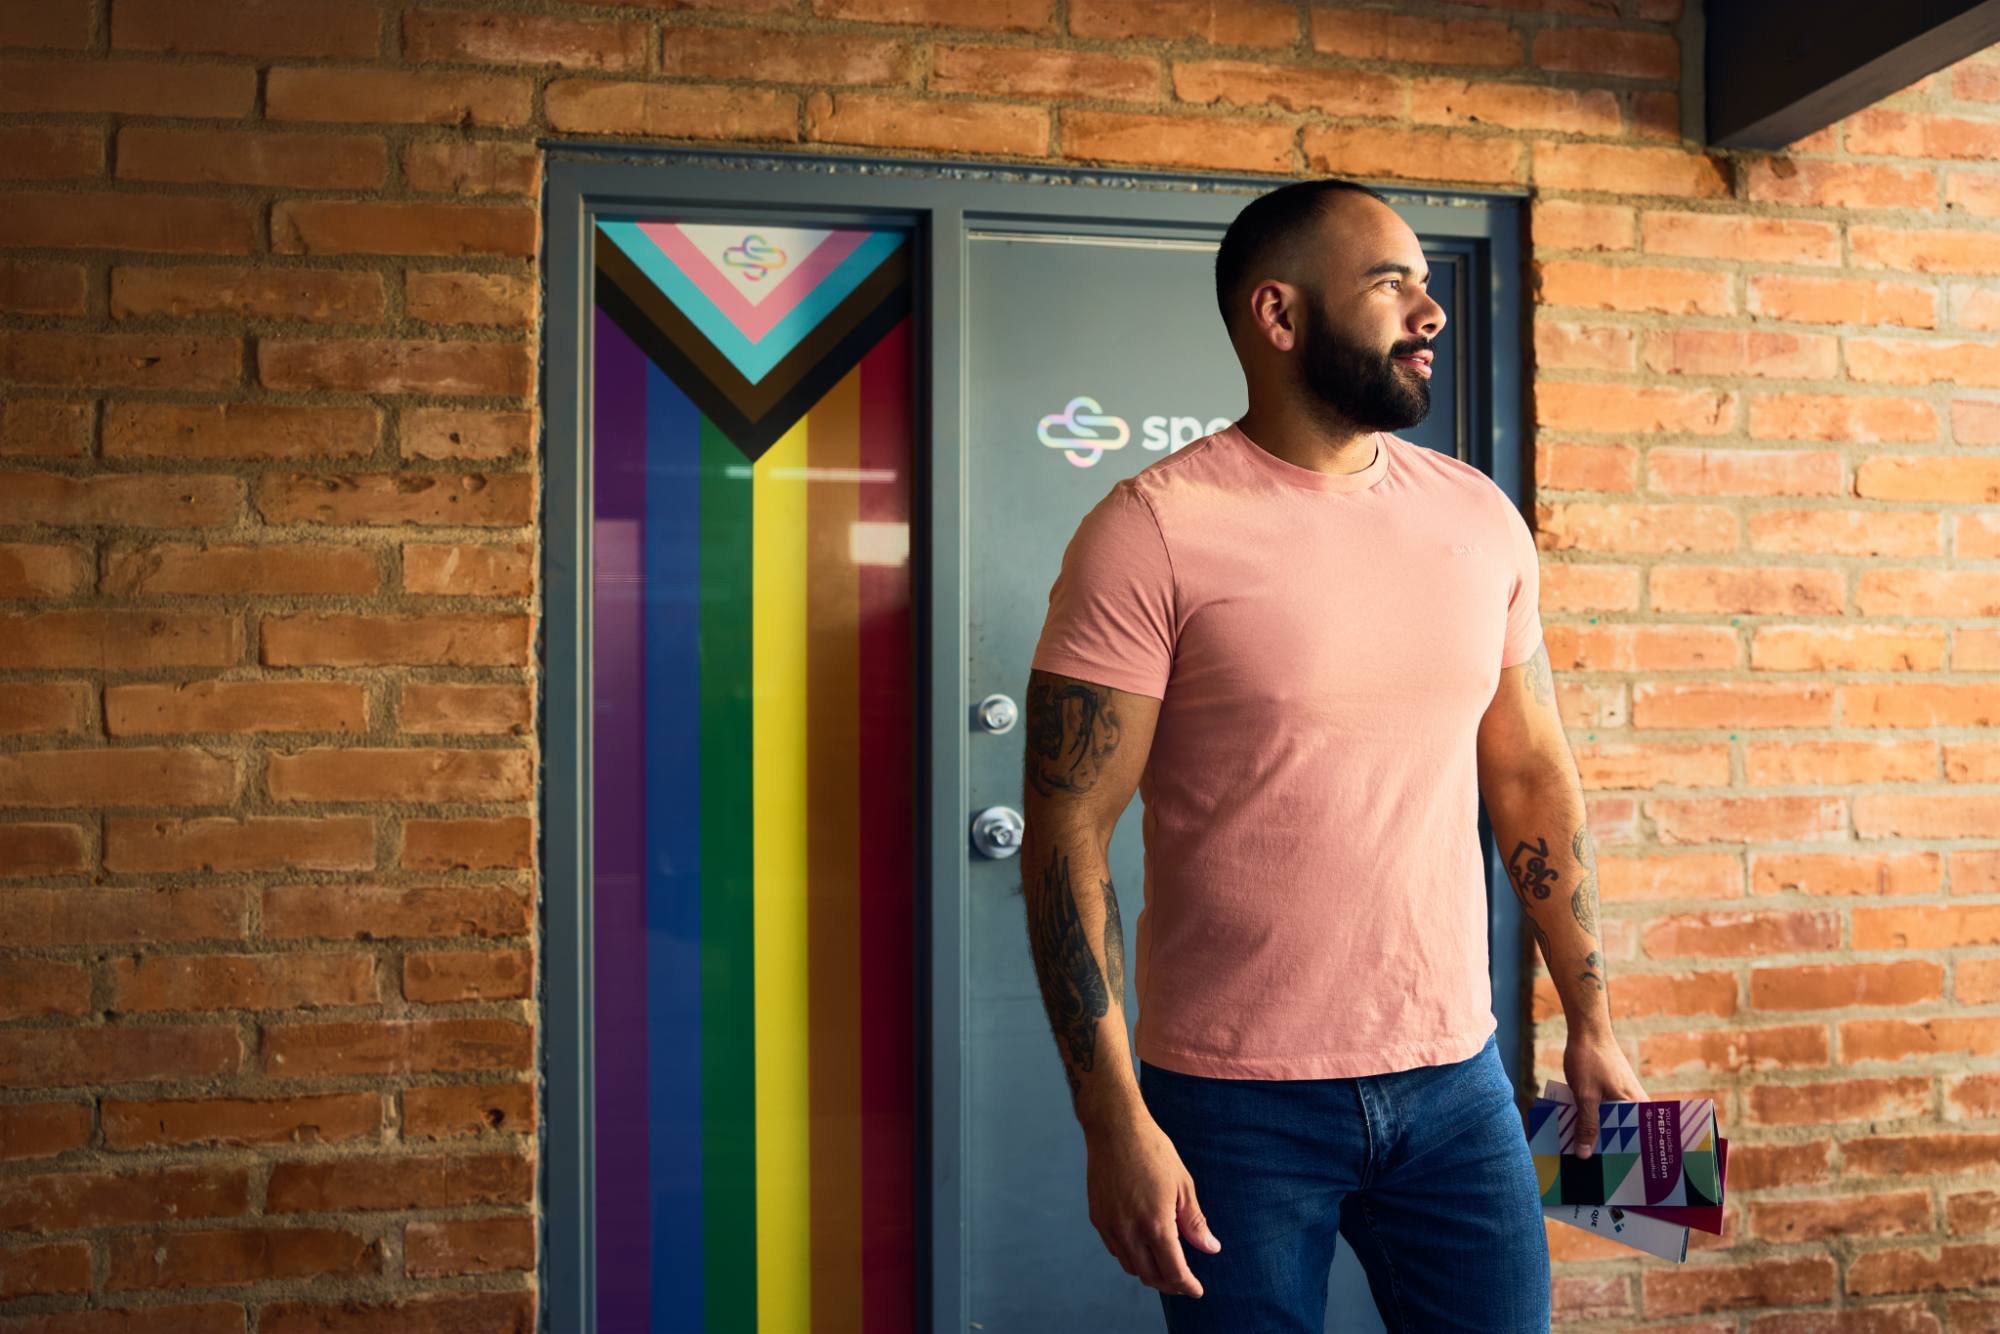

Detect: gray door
963,221,1486,1332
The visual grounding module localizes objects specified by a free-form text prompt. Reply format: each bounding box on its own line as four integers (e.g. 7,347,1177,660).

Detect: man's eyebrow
1362,262,1430,284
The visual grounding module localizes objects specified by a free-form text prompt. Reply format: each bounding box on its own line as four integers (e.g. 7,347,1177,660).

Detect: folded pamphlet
1532,1080,1728,1259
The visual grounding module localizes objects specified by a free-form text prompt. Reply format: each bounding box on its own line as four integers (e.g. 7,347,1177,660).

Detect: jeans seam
1358,1192,1413,1331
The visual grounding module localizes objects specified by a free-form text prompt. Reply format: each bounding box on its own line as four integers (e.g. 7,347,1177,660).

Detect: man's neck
1235,408,1379,477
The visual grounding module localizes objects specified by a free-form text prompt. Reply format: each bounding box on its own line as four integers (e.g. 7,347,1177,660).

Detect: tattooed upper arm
1474,640,1574,800
1022,669,1161,843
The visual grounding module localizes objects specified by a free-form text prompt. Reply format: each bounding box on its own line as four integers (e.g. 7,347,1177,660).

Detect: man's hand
1563,1027,1648,1159
1084,1115,1222,1297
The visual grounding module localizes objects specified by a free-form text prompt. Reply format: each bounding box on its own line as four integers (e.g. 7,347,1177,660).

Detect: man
1018,177,1648,1333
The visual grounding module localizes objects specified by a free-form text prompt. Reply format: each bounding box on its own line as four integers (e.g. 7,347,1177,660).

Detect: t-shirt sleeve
1499,492,1544,670
1030,480,1177,700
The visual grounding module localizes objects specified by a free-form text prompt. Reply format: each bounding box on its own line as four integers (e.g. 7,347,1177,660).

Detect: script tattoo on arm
1508,836,1558,901
1025,677,1121,797
1026,844,1110,1105
1100,876,1125,1003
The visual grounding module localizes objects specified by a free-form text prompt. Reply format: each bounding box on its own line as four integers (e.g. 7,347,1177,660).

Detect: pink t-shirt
1031,422,1544,1080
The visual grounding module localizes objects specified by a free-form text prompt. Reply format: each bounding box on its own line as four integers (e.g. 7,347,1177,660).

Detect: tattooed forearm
1025,676,1121,798
1569,822,1600,939
1579,950,1604,992
1508,836,1558,901
1100,876,1125,1002
1525,642,1554,707
1026,844,1111,1106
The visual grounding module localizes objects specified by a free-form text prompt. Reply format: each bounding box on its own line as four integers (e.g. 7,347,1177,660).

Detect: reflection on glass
590,217,917,1332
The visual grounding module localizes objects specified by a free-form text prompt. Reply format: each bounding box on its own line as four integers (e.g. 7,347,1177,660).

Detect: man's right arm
1019,667,1157,1135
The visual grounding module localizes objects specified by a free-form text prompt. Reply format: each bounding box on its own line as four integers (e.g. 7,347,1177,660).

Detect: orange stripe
806,365,866,1332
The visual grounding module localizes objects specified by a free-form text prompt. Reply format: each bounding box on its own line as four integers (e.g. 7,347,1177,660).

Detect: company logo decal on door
1038,396,1235,467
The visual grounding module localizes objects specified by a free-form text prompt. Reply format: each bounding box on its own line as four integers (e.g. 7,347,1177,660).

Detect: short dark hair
1214,178,1394,334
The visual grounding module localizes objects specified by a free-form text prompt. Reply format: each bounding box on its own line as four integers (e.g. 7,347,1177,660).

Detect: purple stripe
592,305,651,1329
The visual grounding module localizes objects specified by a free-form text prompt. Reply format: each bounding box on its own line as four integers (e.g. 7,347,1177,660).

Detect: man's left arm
1476,641,1649,1157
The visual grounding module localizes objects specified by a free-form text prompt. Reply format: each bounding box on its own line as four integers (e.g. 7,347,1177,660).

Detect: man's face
1291,203,1446,432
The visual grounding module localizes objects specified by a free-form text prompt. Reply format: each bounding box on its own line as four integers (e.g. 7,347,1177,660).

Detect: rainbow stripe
591,301,916,1333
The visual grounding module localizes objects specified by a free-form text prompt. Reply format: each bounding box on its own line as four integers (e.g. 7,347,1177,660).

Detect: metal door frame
539,144,1529,1334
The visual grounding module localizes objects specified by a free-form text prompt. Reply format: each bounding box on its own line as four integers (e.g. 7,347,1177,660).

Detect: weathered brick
402,816,533,871
406,269,534,328
103,402,380,460
112,951,380,1013
0,1103,93,1162
0,682,91,736
267,67,531,126
107,680,368,736
0,59,256,116
0,472,241,529
262,613,530,667
100,542,381,597
104,815,376,873
0,399,91,458
1307,5,1506,62
267,748,531,803
267,1151,530,1212
107,1225,379,1291
0,332,243,390
117,127,388,190
0,1165,250,1233
262,1018,532,1077
1302,123,1522,186
0,959,91,1019
1643,1255,1836,1317
0,611,243,669
273,200,536,258
5,886,248,947
404,1215,535,1276
401,139,541,196
398,683,532,735
1176,57,1397,117
404,947,532,1003
546,79,800,141
259,337,530,396
0,541,91,596
0,259,88,315
0,822,90,876
258,472,536,527
401,1081,534,1140
403,9,649,71
0,125,103,181
671,26,916,87
0,747,240,808
102,1092,381,1149
259,1292,533,1334
0,1025,243,1090
262,883,531,941
402,541,534,595
400,407,535,461
1745,1076,1932,1127
111,0,379,57
0,0,93,49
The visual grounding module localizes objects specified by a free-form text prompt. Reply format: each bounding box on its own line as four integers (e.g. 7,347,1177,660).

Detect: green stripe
700,416,759,1332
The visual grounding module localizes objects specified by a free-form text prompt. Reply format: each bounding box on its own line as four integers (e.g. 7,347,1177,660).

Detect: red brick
812,92,1048,160
273,200,536,259
1852,225,2000,275
0,59,256,117
112,952,379,1013
112,0,379,57
668,26,914,86
0,747,240,808
0,125,103,181
824,0,1054,32
399,683,532,736
404,1215,535,1276
0,1103,93,1162
1844,1019,2000,1063
401,1082,534,1140
266,67,531,127
102,1093,381,1149
107,680,368,736
0,682,90,737
1744,158,1939,211
261,612,530,667
0,259,87,315
0,541,90,596
111,265,385,325
0,611,243,669
0,1025,242,1090
0,0,93,48
1537,259,1735,316
402,816,533,870
1536,382,1736,434
268,1151,530,1212
0,331,243,390
1633,681,1833,728
1749,392,1938,443
1643,1255,1837,1317
1639,1024,1829,1076
0,1304,248,1333
1531,199,1635,252
258,1292,533,1334
104,816,376,874
1749,273,1937,328
1750,625,1945,670
400,407,534,461
1061,107,1286,173
405,947,532,1003
1644,910,1841,957
257,472,535,527
1550,1273,1632,1322
0,471,241,528
1855,903,2000,950
262,883,531,941
1307,6,1508,62
266,748,531,803
0,1166,250,1233
0,959,91,1019
103,402,380,460
404,9,649,70
1847,1243,2000,1298
0,399,91,458
1176,57,1398,117
406,270,535,328
1747,1190,1930,1245
1856,571,2000,619
100,543,381,597
1744,1076,1932,1127
1533,25,1678,79
5,886,248,947
1730,1140,1832,1191
545,79,799,141
117,127,387,190
0,822,89,876
258,337,531,396
1301,123,1522,186
0,1239,88,1298
1596,852,1742,902
0,189,257,255
402,541,534,595
1750,851,1941,898
401,139,541,196
1750,961,1942,1011
1531,967,1734,1022
107,1225,379,1291
1413,77,1619,136
262,1018,532,1077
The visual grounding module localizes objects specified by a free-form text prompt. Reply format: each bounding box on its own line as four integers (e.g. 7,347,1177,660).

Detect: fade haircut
1214,178,1395,336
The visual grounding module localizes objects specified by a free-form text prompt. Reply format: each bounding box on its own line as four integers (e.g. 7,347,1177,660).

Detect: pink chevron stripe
636,223,869,344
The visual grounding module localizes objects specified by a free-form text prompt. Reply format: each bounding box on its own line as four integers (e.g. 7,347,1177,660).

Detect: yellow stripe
754,418,813,1332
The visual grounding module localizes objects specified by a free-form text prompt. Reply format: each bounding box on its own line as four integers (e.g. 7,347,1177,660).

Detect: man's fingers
1575,1099,1599,1159
1146,1224,1204,1298
1179,1193,1222,1253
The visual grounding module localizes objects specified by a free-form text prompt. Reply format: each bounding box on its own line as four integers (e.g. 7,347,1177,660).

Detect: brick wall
0,0,1994,1328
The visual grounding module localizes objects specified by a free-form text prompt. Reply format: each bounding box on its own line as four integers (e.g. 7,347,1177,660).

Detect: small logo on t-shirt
1450,543,1483,555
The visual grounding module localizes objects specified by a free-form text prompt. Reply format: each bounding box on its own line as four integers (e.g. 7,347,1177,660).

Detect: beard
1295,292,1433,433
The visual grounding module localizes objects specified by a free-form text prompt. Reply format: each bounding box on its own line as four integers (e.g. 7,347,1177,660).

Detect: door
961,216,1507,1332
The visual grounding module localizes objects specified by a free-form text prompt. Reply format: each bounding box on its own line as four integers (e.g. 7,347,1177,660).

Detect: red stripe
857,313,917,1334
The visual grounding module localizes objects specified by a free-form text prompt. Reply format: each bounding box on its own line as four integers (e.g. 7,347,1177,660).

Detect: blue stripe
644,359,707,1327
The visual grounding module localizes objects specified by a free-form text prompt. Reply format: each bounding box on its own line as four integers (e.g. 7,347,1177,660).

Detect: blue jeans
1138,1032,1550,1333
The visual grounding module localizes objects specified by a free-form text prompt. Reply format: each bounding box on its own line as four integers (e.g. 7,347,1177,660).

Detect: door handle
969,805,1024,859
